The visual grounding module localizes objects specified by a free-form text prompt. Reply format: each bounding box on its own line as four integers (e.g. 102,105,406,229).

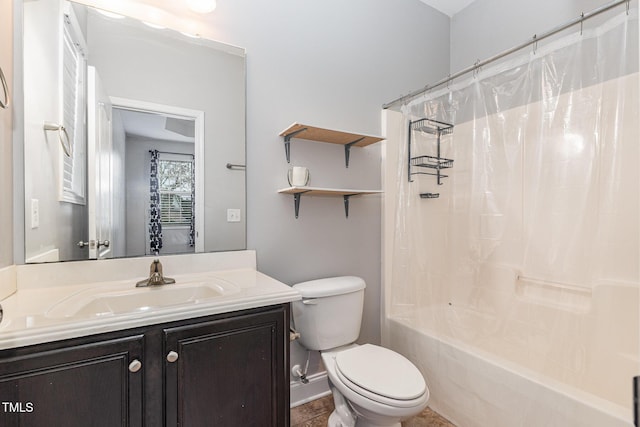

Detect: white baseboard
290,371,331,408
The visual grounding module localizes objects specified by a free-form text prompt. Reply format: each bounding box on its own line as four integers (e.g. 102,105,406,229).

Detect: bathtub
383,283,639,427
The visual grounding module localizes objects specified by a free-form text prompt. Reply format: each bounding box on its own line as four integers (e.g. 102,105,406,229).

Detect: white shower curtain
386,7,638,414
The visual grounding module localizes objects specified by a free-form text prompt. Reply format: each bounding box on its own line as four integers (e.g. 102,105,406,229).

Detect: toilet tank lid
292,276,366,298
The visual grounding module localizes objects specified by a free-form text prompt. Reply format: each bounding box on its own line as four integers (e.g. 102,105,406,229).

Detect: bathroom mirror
21,0,246,263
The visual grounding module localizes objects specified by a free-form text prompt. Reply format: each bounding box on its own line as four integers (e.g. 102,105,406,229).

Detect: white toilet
292,276,429,427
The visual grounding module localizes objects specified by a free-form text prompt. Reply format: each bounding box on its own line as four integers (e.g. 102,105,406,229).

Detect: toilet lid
334,344,426,401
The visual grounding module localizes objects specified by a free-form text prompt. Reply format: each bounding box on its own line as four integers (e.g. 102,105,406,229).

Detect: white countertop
0,254,301,350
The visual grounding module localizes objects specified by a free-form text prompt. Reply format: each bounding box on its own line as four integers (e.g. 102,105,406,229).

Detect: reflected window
158,155,194,226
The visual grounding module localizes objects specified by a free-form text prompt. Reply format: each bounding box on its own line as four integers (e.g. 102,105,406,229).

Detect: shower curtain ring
626,0,630,15
580,13,584,35
473,59,481,78
532,34,538,55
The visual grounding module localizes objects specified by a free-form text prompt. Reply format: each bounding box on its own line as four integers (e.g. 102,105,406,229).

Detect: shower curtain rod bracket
473,60,481,77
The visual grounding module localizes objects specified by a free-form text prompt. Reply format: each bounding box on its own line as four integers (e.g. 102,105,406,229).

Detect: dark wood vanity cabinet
0,304,290,427
0,334,145,427
163,307,288,426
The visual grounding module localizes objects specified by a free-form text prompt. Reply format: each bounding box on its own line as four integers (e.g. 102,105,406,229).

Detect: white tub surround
382,9,638,427
385,315,633,427
0,251,300,349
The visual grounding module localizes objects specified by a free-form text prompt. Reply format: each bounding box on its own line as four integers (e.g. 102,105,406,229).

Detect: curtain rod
149,150,194,157
382,0,631,110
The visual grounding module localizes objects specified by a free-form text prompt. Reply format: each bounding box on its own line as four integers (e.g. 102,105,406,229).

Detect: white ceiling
117,109,195,143
419,0,477,17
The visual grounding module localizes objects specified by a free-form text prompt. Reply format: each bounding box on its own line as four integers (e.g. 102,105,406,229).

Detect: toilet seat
334,344,426,408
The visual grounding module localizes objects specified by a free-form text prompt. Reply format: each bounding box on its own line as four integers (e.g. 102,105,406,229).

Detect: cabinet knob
166,351,179,363
128,359,142,373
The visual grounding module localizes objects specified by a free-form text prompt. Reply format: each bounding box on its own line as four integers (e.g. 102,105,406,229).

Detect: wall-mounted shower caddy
408,118,454,199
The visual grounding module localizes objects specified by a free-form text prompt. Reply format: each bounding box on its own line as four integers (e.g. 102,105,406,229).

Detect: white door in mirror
87,66,114,260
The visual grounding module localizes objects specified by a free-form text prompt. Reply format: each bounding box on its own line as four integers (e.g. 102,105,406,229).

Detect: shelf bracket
343,194,357,218
294,193,301,218
292,190,311,219
283,128,307,163
344,137,365,168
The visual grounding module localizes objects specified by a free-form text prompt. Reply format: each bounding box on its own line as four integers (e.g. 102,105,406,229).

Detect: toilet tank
291,276,366,351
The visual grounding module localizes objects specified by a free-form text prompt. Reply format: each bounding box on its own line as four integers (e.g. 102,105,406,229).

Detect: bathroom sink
45,277,240,319
0,315,52,331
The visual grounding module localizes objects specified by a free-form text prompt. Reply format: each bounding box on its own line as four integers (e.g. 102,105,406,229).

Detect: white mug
287,166,310,187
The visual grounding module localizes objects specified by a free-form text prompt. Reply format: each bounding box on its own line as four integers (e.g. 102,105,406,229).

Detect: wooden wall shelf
279,123,384,167
278,186,382,218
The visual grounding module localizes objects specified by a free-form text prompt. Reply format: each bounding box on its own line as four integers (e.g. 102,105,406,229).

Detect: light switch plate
31,199,39,229
227,208,241,223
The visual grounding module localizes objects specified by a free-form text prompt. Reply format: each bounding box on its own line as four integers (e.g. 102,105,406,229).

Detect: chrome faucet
136,259,176,287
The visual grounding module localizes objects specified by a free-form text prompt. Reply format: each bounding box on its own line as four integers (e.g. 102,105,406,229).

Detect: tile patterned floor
291,395,456,427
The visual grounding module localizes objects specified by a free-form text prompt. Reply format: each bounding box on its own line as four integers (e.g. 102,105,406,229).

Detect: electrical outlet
31,199,39,229
227,208,241,223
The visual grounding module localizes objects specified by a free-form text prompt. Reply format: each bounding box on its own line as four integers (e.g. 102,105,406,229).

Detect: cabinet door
0,335,144,427
164,307,288,427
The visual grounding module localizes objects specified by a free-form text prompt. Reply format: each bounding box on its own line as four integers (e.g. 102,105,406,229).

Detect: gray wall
451,0,617,72
200,0,450,374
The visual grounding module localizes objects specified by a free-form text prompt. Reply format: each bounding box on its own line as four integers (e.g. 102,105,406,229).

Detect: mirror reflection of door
87,66,113,260
112,104,200,257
